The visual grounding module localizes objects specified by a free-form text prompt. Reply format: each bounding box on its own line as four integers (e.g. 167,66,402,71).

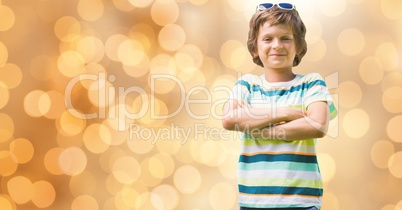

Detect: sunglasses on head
256,3,295,11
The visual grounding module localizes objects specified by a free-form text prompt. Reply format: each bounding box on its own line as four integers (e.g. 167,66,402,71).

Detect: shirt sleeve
303,73,338,120
229,74,252,105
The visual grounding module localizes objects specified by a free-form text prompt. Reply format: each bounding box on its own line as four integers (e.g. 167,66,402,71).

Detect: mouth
269,54,286,57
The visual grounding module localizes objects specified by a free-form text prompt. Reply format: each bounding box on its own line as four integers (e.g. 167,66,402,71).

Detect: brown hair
247,6,307,67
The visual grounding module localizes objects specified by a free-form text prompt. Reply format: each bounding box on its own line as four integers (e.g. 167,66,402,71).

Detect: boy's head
247,4,307,67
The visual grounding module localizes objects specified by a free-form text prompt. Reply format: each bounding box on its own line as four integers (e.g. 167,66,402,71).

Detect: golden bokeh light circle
375,42,399,71
386,115,402,143
218,149,239,179
59,146,88,176
71,194,99,210
44,90,66,119
173,165,202,194
388,151,402,178
118,39,146,67
0,151,18,176
9,138,34,164
7,176,33,204
31,180,56,208
209,182,236,210
317,153,336,183
76,36,105,63
54,16,81,42
151,184,179,210
318,0,347,17
57,110,86,136
44,147,64,175
57,50,86,78
77,0,104,22
382,87,402,113
0,194,16,210
83,123,111,154
342,108,370,139
112,156,141,184
148,153,175,179
381,72,402,92
0,82,9,109
337,28,365,56
23,90,51,117
338,81,362,108
0,63,22,89
128,0,154,8
0,6,15,31
371,139,395,169
220,39,245,69
158,24,186,52
151,0,179,26
304,17,323,44
0,113,14,143
359,56,384,85
381,0,402,19
0,41,8,68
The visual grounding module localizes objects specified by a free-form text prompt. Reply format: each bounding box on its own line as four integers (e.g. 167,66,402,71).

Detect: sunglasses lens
259,3,274,10
278,3,294,10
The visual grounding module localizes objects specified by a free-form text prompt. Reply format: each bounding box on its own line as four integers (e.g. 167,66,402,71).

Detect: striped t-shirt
230,73,337,209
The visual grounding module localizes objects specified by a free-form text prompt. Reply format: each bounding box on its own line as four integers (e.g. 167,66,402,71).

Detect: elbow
313,124,328,138
222,119,235,131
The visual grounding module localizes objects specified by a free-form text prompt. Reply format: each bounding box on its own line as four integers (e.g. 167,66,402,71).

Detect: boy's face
254,22,296,70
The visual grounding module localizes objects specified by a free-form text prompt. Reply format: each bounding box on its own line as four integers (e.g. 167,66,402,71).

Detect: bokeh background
0,0,402,209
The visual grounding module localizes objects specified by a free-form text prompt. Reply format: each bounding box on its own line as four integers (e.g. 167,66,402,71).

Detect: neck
264,68,295,82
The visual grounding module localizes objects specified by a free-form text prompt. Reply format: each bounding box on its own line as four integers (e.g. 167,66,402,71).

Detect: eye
281,36,293,41
263,37,272,42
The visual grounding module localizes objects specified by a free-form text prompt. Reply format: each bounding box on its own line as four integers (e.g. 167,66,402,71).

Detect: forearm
222,107,288,131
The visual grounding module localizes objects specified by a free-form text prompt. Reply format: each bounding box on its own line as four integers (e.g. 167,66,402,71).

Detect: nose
272,38,283,50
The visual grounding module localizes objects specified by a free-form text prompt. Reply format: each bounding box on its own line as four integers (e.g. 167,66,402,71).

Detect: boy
222,3,337,210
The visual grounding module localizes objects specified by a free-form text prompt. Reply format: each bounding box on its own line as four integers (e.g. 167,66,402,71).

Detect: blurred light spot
151,0,179,26
44,91,66,119
0,82,9,109
9,138,34,164
156,139,181,155
199,141,226,166
112,0,135,11
388,151,402,178
77,36,105,63
87,77,115,108
44,147,64,175
381,72,402,91
337,28,365,56
173,165,202,194
83,123,111,153
127,133,155,155
77,0,104,21
338,81,362,108
375,42,399,71
7,176,33,204
158,24,186,52
114,187,139,209
0,113,14,143
304,38,327,62
0,6,15,31
105,34,128,62
386,115,402,143
57,110,86,136
347,0,364,4
118,39,146,66
151,184,179,210
71,195,99,210
359,56,383,85
112,156,140,184
101,121,126,145
175,44,204,71
318,153,336,183
371,140,395,169
23,90,51,117
149,153,175,179
57,50,86,78
343,109,370,138
189,0,208,5
0,63,22,89
220,40,245,69
382,204,400,210
129,0,154,8
0,150,18,176
129,24,155,52
0,41,7,68
139,158,163,187
54,16,81,42
31,180,56,208
30,55,56,81
218,149,238,179
381,0,402,19
304,17,322,44
319,0,347,16
321,192,339,210
382,87,402,113
59,146,88,175
123,55,149,78
209,182,236,210
0,194,16,210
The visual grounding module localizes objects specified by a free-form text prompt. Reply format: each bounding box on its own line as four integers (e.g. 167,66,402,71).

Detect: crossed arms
221,99,330,141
